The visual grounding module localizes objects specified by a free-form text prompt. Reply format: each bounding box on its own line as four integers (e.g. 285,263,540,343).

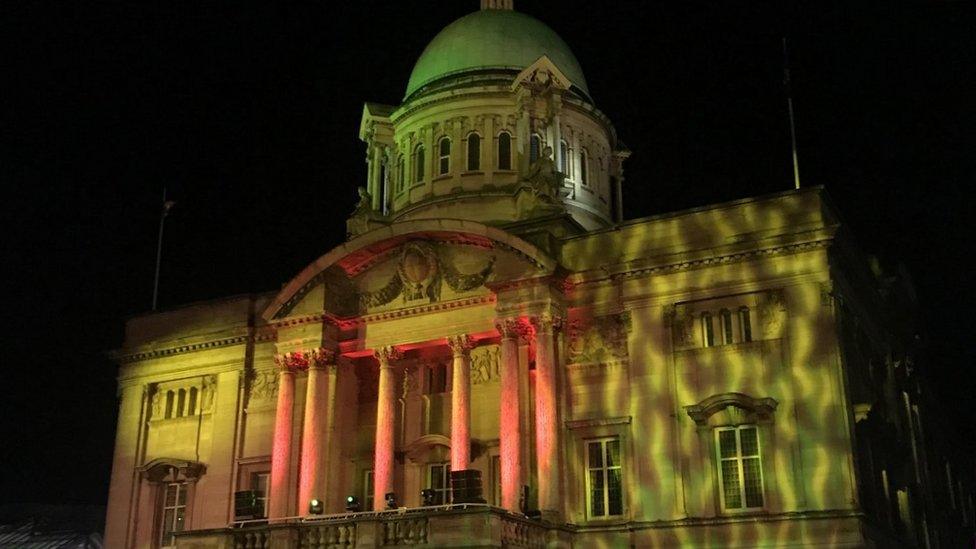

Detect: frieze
248,369,279,402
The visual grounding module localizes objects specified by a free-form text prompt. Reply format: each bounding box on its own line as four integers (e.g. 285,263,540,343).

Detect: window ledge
461,171,484,176
432,174,452,182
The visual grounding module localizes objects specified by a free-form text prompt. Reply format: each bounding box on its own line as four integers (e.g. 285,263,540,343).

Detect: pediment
263,220,556,321
512,55,574,92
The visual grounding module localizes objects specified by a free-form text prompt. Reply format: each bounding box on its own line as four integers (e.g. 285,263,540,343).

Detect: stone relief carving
470,345,500,385
759,290,787,339
670,306,698,349
402,364,419,399
201,375,216,412
359,241,495,311
567,312,631,365
249,369,279,402
150,386,162,419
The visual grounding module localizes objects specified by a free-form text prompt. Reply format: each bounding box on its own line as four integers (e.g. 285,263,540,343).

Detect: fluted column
447,335,475,471
496,319,525,512
269,353,300,520
299,348,335,514
532,312,562,520
373,346,401,510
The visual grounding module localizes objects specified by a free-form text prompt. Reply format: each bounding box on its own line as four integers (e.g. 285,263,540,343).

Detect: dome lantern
481,0,513,9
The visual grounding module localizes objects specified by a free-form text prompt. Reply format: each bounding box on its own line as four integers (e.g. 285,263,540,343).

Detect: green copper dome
405,9,590,99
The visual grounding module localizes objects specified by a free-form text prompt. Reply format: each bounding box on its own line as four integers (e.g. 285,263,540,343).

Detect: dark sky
2,0,973,506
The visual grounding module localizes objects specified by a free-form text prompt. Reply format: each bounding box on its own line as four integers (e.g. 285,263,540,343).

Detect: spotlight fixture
345,495,361,512
385,492,397,509
421,488,436,506
309,498,324,515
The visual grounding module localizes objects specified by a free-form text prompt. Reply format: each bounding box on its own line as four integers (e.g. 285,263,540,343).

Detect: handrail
230,503,500,528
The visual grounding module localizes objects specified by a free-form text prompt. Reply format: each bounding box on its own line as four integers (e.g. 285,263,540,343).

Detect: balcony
174,504,569,548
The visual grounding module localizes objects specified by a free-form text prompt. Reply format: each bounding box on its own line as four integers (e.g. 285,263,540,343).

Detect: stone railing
175,505,570,548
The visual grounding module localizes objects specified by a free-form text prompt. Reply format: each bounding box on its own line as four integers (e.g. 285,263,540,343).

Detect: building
104,2,975,547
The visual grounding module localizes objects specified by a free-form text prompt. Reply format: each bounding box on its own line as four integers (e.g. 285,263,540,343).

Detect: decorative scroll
359,241,495,311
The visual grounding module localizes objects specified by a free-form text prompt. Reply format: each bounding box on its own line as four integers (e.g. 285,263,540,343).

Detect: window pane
162,508,175,535
743,458,764,508
580,153,588,185
530,135,540,163
740,308,752,342
175,507,185,533
440,138,450,156
559,141,568,173
589,470,605,516
467,135,480,171
416,146,425,182
607,468,623,516
431,465,444,489
498,133,511,170
740,428,759,456
721,460,742,509
587,441,603,468
177,484,187,506
165,484,177,507
606,439,620,468
722,310,733,343
718,430,738,458
177,389,186,417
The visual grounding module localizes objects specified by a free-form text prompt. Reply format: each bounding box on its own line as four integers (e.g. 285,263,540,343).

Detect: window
438,137,451,175
701,312,714,348
529,134,542,163
428,463,451,505
415,144,425,183
426,363,447,394
739,307,752,342
251,472,269,518
467,134,481,171
497,132,512,170
159,482,187,547
586,438,623,518
720,309,734,345
715,426,764,511
177,389,186,417
397,155,405,192
580,149,589,186
559,140,569,174
363,469,374,511
165,391,174,418
188,387,198,417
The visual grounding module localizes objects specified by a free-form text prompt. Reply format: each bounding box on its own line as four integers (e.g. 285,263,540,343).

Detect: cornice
356,295,496,325
112,332,275,365
568,239,832,289
566,416,632,429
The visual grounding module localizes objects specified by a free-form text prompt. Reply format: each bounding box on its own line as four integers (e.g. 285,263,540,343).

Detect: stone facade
104,3,974,548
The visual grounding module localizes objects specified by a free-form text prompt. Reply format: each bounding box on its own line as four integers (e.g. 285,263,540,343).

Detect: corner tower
353,1,629,238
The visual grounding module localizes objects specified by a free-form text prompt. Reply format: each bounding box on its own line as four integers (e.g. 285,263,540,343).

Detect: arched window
177,389,186,418
467,133,481,171
438,137,451,175
559,139,569,174
739,307,752,342
720,309,734,345
188,387,198,416
415,144,425,183
529,134,542,163
165,391,175,419
701,312,714,348
497,132,512,170
397,154,405,192
580,149,589,186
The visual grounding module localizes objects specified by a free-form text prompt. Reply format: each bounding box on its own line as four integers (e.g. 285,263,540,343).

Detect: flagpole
783,37,801,190
152,186,168,311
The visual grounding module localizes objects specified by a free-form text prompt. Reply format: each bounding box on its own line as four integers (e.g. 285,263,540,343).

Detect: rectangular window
428,463,452,505
363,469,374,511
701,312,714,348
159,482,187,548
739,307,752,342
586,438,623,518
715,426,764,511
720,309,734,345
251,472,269,518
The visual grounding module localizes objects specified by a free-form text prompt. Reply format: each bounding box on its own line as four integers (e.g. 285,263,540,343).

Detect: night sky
3,0,973,507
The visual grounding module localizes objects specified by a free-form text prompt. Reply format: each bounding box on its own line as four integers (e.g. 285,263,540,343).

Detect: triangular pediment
512,55,574,92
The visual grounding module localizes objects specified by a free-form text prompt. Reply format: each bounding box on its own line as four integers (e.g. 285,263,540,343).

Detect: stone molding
566,416,632,430
684,392,779,426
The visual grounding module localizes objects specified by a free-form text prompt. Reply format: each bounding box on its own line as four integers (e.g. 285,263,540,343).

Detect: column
299,348,335,514
448,335,474,471
269,353,298,520
373,346,401,510
496,319,524,512
533,312,561,520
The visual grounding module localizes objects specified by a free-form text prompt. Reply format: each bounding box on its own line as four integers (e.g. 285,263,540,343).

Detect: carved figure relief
568,312,631,365
201,375,216,412
359,241,495,310
151,387,162,419
470,345,500,384
759,290,787,339
249,369,279,402
671,306,698,349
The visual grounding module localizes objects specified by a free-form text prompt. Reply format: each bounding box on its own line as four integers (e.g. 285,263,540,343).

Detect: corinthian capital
447,334,475,357
374,346,403,366
531,311,564,335
495,318,530,341
274,351,308,373
308,348,336,369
